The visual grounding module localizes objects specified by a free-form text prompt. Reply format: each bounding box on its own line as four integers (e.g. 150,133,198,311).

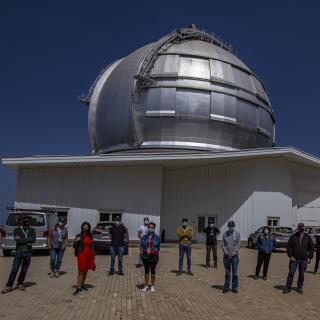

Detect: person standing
48,218,68,278
109,216,128,276
254,226,276,280
283,223,314,294
314,234,320,274
73,222,96,296
177,218,193,276
141,222,161,292
1,216,36,294
221,220,241,293
136,217,149,267
203,220,220,268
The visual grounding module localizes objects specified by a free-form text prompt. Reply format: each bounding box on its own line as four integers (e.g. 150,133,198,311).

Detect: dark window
112,213,122,221
57,212,68,224
6,213,45,227
100,213,110,222
198,216,205,232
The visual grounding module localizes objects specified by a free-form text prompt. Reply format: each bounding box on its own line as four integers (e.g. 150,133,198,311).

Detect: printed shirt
50,228,67,249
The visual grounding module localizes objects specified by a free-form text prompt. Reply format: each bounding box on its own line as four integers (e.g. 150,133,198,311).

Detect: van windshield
6,213,45,227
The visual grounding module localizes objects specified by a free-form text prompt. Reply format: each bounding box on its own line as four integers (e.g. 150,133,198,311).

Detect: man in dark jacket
314,234,320,274
203,220,220,268
1,216,36,294
283,223,314,294
109,216,128,276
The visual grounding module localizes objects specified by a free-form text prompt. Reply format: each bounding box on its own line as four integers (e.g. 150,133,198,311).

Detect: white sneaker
142,285,149,292
150,286,156,292
50,272,54,278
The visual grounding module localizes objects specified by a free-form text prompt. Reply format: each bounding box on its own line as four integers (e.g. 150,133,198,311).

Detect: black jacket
203,227,220,245
287,232,314,260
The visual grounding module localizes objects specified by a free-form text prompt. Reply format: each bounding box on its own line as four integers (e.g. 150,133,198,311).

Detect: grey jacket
222,230,241,256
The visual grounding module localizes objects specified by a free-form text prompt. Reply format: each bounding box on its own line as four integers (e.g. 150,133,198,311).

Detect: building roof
2,147,320,170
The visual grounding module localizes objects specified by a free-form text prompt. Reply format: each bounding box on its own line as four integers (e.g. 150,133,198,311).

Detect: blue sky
1,0,320,223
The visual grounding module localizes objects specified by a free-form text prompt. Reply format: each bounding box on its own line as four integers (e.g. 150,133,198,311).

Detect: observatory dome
84,25,275,154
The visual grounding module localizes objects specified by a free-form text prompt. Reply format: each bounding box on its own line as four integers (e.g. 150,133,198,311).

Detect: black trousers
255,251,271,277
315,251,320,273
206,245,217,266
6,252,32,288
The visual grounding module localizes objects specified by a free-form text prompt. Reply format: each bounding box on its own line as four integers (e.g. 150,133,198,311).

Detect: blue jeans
110,246,124,273
285,259,308,289
6,251,32,288
179,244,192,272
50,248,65,272
223,254,239,289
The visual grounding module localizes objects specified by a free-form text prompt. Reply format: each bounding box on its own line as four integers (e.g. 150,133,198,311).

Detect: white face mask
264,229,269,235
182,222,188,228
144,221,149,226
209,224,214,228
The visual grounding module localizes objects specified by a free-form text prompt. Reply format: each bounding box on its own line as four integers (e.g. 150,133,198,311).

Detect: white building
2,147,320,241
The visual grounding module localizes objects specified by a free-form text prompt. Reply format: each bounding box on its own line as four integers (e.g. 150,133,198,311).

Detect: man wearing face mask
221,221,241,293
254,226,276,280
136,217,149,267
1,216,36,294
283,223,314,294
109,216,128,276
177,218,193,275
48,218,68,278
203,220,220,268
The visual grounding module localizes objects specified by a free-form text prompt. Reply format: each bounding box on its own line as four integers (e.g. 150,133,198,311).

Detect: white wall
16,165,162,215
161,157,294,241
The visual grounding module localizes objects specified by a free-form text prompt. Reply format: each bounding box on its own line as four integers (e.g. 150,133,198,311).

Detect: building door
196,215,217,243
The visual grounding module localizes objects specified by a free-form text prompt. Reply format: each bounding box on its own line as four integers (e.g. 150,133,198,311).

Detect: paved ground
0,245,319,320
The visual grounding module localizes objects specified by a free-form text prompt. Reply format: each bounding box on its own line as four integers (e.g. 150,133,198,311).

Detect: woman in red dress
73,222,96,296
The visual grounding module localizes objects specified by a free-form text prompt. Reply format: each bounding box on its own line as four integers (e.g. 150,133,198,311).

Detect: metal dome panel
86,25,275,154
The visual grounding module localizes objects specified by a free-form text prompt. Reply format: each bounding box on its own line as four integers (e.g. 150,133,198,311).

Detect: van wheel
3,250,12,257
248,239,254,249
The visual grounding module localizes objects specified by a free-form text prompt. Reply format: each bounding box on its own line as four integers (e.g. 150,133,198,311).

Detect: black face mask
22,221,29,227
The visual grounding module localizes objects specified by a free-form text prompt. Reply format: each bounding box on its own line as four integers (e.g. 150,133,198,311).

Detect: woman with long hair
73,221,96,296
141,222,160,292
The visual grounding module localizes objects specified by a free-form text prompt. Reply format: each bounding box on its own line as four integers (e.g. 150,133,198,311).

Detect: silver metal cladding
87,25,275,154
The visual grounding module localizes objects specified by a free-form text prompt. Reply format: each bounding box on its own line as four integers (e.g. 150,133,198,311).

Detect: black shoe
232,288,238,294
73,288,82,296
118,272,124,276
176,272,182,276
313,271,317,274
222,288,229,293
187,271,194,276
81,286,88,291
205,265,209,269
263,277,267,281
214,264,218,269
283,287,291,294
109,271,115,276
297,287,303,294
1,287,12,294
253,276,258,280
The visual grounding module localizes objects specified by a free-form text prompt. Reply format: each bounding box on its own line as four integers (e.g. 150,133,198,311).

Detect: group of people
1,215,320,296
